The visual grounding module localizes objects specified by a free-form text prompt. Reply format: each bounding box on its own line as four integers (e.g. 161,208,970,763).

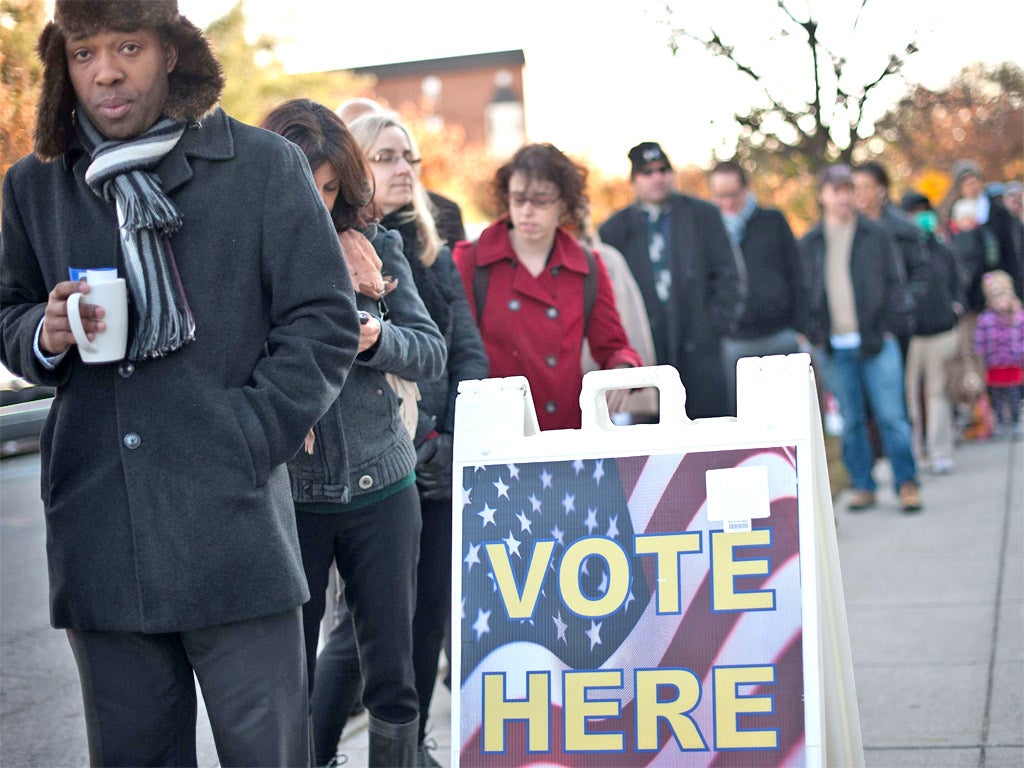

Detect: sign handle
579,365,689,431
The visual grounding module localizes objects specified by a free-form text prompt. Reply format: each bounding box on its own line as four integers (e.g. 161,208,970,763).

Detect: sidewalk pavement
334,436,1022,768
834,435,1022,767
0,430,1018,767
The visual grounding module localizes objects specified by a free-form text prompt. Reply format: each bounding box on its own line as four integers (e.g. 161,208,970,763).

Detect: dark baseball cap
817,164,853,188
628,142,672,175
899,191,931,212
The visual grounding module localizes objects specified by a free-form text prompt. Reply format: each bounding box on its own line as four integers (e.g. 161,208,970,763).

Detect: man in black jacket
799,165,922,513
0,2,359,763
852,162,932,360
709,160,807,412
599,142,746,418
898,192,964,474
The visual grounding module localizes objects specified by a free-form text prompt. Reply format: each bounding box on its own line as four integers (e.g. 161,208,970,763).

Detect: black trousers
410,495,452,744
309,493,451,762
66,607,309,767
298,484,421,764
679,344,731,418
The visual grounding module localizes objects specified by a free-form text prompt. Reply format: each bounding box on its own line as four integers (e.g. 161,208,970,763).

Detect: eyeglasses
369,150,421,167
637,165,672,177
509,193,561,209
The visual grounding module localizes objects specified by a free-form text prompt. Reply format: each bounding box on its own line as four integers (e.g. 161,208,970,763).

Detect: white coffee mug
67,276,129,364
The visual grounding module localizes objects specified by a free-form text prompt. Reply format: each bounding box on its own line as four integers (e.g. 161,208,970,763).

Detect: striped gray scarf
78,110,195,360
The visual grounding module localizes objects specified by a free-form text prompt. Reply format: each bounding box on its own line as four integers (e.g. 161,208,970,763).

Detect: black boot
368,714,419,767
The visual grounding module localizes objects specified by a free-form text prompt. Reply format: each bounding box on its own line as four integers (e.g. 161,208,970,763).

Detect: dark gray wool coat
0,109,361,633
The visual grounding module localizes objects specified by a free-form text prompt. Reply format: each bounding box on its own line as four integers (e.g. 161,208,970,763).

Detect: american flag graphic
457,446,805,767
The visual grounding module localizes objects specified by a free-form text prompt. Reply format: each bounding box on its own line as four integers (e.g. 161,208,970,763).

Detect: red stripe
461,447,803,767
709,636,805,768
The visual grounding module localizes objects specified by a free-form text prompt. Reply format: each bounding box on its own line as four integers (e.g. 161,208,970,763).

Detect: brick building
344,49,526,158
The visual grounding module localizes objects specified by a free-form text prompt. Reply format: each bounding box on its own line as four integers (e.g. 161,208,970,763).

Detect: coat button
123,433,141,450
117,362,135,378
358,474,374,490
508,299,521,311
551,266,561,276
545,354,557,367
545,401,557,413
376,388,384,396
546,307,558,319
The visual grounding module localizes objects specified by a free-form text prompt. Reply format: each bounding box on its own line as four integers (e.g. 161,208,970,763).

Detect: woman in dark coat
307,111,489,767
262,100,446,768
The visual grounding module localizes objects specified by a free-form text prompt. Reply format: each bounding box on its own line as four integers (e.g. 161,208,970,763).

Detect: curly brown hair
492,143,588,231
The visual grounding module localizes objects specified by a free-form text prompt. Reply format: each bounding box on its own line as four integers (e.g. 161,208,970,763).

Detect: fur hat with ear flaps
34,0,225,161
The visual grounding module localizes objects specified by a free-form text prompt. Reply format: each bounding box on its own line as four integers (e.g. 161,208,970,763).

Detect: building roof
348,49,525,79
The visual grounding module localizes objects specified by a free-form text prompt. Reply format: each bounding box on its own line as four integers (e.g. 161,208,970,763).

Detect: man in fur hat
0,2,361,764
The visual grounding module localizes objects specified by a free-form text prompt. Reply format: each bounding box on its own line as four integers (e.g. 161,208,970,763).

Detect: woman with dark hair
308,110,489,767
453,143,641,431
260,99,446,767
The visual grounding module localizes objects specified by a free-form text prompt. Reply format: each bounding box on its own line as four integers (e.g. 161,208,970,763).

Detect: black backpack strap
471,240,488,324
582,247,598,331
473,240,598,331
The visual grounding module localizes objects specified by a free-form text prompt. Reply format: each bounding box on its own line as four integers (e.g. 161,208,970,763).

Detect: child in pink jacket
973,270,1024,439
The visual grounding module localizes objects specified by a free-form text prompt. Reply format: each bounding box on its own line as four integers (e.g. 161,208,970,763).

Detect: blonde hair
982,269,1021,311
347,113,442,267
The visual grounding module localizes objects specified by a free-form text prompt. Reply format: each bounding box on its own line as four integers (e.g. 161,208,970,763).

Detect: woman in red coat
453,143,642,430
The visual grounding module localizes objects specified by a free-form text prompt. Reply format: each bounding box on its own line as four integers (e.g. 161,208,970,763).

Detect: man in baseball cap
599,142,746,418
798,163,923,513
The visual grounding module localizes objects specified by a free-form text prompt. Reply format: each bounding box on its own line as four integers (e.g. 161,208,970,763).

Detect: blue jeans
819,336,918,492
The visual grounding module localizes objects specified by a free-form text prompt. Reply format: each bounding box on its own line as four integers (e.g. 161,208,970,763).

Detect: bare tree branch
670,25,814,145
667,0,921,166
850,41,917,138
852,0,870,32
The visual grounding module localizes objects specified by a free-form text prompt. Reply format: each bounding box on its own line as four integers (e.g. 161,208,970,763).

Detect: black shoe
416,740,442,768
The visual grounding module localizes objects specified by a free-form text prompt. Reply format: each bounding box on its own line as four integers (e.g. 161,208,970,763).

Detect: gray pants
67,607,309,767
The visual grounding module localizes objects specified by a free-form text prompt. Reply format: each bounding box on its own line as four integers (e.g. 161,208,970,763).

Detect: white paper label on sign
705,465,771,532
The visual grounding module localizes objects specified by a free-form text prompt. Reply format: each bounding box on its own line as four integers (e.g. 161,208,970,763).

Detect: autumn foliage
867,62,1024,205
0,0,45,188
0,0,1019,237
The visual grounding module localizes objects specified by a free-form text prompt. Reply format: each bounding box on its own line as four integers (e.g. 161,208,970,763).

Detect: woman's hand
604,363,636,416
605,387,630,416
358,311,382,353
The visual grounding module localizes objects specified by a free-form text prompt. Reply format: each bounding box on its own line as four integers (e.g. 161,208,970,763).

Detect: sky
177,0,1022,175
